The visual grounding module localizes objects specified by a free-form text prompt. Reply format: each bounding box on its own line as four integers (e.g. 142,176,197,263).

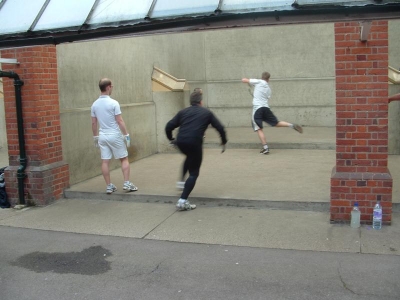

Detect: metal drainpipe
0,70,26,205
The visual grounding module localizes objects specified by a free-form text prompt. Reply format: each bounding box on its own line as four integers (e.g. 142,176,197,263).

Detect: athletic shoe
106,183,117,194
123,181,138,192
176,181,185,190
260,148,269,155
176,199,196,211
293,124,303,133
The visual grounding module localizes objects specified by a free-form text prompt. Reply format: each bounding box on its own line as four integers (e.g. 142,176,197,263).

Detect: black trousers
177,140,203,200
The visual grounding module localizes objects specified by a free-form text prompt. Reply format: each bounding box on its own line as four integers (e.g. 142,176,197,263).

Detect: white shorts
99,133,128,160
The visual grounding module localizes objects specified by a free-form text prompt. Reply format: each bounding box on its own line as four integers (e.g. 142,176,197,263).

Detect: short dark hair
190,91,202,105
99,78,112,92
261,72,270,81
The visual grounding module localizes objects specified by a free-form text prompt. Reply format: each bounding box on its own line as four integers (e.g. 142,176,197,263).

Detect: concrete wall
54,21,400,184
57,37,159,184
202,24,336,127
57,34,197,184
389,84,400,154
153,91,185,153
388,20,400,155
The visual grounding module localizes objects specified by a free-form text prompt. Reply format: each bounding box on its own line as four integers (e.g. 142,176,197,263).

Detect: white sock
289,124,294,128
263,144,269,150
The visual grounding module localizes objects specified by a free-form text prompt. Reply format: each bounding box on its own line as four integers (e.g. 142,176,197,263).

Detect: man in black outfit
165,90,227,211
175,87,204,190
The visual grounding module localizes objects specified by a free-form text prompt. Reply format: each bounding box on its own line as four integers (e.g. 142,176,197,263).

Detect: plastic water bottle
372,201,382,230
350,202,360,228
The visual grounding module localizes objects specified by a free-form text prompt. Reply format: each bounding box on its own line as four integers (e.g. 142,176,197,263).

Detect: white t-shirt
91,95,122,135
249,79,271,110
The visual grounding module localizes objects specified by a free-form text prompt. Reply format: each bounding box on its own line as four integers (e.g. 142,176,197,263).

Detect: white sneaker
123,181,138,192
176,181,185,190
176,199,196,211
106,183,117,194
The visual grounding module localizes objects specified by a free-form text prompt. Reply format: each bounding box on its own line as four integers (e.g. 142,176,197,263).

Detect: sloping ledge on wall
389,66,400,84
151,67,186,91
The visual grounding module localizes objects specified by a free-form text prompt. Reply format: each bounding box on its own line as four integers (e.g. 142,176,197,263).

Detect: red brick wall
331,21,392,224
1,45,69,206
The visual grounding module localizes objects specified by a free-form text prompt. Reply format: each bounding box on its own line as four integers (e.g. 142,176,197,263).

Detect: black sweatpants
177,140,203,200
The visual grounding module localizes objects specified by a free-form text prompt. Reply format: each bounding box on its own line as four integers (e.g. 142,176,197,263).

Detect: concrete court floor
64,127,400,211
1,127,399,209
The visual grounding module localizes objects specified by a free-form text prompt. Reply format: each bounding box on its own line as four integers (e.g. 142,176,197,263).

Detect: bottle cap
354,202,359,207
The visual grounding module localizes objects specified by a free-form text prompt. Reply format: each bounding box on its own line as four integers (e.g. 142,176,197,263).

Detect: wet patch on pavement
11,245,112,275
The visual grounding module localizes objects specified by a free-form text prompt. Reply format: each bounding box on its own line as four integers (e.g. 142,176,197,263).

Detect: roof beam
80,0,102,31
215,0,224,14
145,0,158,20
28,0,51,32
0,0,7,11
1,3,400,49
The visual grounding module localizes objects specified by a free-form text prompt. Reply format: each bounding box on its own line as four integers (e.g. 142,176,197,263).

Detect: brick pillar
331,21,392,224
1,45,69,206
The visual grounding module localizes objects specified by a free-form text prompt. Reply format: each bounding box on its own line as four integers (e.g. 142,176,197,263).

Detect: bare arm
389,93,400,103
115,114,128,136
242,78,254,96
91,117,98,136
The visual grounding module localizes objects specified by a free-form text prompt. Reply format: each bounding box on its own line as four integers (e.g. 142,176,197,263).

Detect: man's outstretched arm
389,93,400,103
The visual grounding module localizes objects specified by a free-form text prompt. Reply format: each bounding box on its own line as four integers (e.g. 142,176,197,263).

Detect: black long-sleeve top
165,104,227,145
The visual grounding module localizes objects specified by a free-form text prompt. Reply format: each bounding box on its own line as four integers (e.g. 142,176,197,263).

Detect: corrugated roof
0,0,399,49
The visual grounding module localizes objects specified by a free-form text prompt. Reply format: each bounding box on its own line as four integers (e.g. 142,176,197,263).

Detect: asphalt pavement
0,225,399,300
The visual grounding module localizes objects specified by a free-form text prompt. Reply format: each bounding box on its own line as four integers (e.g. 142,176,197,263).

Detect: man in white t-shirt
242,72,303,154
91,78,138,194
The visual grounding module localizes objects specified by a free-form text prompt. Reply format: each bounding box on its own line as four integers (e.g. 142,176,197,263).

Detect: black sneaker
260,148,269,155
293,124,303,133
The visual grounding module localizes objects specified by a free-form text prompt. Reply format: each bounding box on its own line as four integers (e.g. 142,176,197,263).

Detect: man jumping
242,72,302,154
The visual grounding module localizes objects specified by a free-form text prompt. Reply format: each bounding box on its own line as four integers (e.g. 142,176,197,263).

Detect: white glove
93,136,99,148
125,134,131,148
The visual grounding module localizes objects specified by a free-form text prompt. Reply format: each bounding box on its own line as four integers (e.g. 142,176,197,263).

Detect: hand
169,138,177,148
125,134,131,147
93,136,99,148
